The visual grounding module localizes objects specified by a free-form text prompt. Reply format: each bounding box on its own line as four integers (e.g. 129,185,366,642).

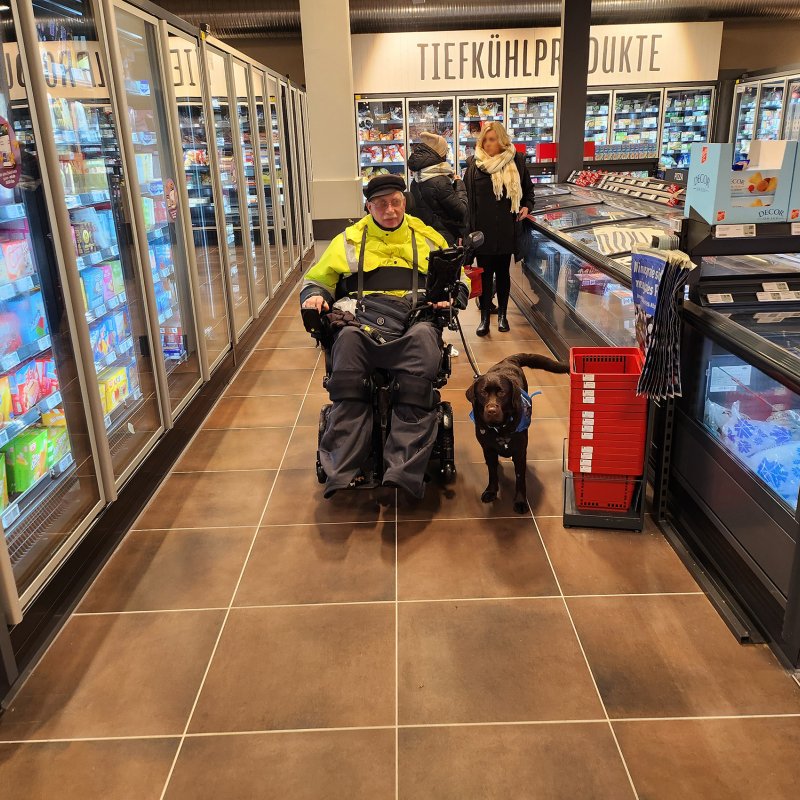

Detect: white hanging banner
351,22,723,94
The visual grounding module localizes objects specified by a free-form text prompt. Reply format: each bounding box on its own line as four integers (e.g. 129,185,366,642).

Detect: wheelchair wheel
316,405,332,484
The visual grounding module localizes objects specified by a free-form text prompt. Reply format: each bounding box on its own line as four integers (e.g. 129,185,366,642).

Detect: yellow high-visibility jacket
301,213,465,305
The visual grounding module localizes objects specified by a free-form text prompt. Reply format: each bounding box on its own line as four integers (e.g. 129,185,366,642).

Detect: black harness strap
352,225,420,303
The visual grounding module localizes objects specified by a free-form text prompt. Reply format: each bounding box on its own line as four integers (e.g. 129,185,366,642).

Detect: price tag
0,429,8,448
0,284,12,301
108,295,119,309
16,276,34,293
756,291,800,302
792,222,800,236
763,282,790,293
581,430,594,440
706,293,734,304
1,352,20,371
582,410,594,419
2,503,20,528
582,391,595,403
58,453,73,472
580,461,592,472
714,223,756,239
104,414,111,428
583,381,596,390
583,374,595,383
581,446,594,454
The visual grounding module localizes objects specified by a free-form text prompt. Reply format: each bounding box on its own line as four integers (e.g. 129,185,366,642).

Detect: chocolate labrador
466,353,569,513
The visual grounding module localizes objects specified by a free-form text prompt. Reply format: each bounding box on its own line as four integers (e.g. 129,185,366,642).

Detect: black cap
364,173,406,201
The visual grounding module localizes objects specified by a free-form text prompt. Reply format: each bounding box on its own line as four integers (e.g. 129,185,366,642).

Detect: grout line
610,713,800,723
157,344,322,800
398,719,608,730
529,512,641,800
73,608,228,616
395,490,400,800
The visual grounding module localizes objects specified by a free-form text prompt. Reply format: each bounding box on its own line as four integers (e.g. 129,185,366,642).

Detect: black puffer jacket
464,150,536,257
408,144,469,246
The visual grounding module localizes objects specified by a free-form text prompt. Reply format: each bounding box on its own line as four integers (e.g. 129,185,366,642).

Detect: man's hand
429,300,453,310
517,206,530,221
302,296,329,313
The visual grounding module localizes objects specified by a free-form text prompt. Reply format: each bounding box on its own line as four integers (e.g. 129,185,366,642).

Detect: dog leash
454,315,482,380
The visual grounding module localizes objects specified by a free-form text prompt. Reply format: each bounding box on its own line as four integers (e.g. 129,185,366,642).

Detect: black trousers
477,253,512,312
319,323,441,498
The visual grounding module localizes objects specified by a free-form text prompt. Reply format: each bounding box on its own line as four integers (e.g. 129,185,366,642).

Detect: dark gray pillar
557,0,592,182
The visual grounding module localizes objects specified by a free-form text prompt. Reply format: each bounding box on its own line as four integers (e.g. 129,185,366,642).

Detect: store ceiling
160,0,800,39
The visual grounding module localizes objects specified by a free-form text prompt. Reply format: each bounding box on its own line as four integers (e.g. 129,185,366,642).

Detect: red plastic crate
570,385,648,408
570,347,644,376
568,453,645,476
571,406,649,424
573,473,637,512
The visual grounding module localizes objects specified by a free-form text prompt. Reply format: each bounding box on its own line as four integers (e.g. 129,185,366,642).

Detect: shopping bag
463,263,483,298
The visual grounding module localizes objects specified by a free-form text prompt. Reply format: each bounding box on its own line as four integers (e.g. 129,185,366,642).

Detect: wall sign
351,22,723,94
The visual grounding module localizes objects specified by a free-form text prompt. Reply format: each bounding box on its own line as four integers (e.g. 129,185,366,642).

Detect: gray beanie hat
420,131,448,159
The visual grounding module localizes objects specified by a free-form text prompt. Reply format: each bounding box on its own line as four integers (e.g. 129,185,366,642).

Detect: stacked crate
568,347,648,512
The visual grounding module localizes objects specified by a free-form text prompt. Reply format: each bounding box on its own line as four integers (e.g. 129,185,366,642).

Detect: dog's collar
470,389,540,432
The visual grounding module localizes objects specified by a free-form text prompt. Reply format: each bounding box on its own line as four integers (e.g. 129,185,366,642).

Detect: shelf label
792,222,800,236
2,502,20,528
57,453,74,473
754,311,800,322
0,284,12,301
714,223,756,239
103,414,111,428
0,429,8,448
756,290,800,302
1,352,20,371
108,295,119,310
706,293,733,304
763,282,790,293
710,364,751,393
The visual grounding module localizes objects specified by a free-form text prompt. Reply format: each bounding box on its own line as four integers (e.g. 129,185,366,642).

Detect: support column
557,0,592,181
299,0,363,239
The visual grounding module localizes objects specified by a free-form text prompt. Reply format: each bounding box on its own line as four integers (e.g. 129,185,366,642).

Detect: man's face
368,190,405,229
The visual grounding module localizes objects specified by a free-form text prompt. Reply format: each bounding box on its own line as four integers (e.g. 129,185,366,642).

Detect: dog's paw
481,489,498,503
513,500,528,514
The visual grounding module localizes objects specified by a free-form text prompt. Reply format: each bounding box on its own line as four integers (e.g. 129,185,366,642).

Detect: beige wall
224,37,306,85
720,20,800,75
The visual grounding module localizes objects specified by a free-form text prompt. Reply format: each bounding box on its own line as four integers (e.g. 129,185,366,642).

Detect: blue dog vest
470,389,540,432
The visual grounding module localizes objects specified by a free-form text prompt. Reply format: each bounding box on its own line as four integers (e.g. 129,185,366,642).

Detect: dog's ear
465,379,477,404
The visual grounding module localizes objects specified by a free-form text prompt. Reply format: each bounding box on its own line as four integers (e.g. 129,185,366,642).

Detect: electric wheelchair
301,233,483,492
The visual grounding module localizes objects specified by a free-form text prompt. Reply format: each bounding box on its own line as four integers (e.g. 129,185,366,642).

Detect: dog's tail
507,353,570,374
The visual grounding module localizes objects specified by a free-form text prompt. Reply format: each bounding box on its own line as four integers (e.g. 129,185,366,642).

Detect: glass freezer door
232,60,267,311
756,80,786,142
732,84,758,164
660,88,712,169
205,47,252,336
457,95,505,174
291,86,311,253
357,97,406,187
254,71,281,296
269,77,291,277
280,81,301,269
407,97,455,164
507,94,556,165
612,90,662,146
168,32,231,370
0,5,103,604
584,93,610,147
783,78,800,140
113,5,202,414
32,0,163,484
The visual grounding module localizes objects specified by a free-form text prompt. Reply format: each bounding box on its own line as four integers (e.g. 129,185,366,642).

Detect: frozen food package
0,239,34,282
4,427,48,494
45,426,70,469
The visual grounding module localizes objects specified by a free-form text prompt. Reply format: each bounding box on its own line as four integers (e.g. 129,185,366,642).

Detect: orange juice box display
45,426,70,469
4,427,48,494
0,375,13,425
0,239,34,282
97,366,129,414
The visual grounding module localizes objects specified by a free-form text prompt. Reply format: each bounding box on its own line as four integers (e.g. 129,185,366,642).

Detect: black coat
408,144,469,246
463,151,536,257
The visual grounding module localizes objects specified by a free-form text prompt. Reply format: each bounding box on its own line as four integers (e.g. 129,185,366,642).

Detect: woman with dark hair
464,121,535,335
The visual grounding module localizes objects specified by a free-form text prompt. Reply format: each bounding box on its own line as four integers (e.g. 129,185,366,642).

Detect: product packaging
97,366,129,414
0,463,8,512
89,317,118,363
4,427,48,494
45,426,70,470
141,196,155,229
0,239,34,282
0,375,13,425
110,260,125,296
10,291,47,344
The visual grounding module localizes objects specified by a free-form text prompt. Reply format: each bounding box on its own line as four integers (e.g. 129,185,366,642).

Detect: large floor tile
203,395,303,429
0,739,179,800
79,528,254,612
135,471,276,529
264,316,309,332
243,347,320,371
399,723,633,800
175,428,292,472
614,717,800,800
235,523,394,606
262,469,394,525
281,425,319,470
528,416,569,460
538,516,699,596
165,729,394,800
190,604,395,732
227,368,313,397
569,595,800,718
0,611,224,740
526,459,566,516
397,517,557,600
256,329,318,349
398,599,604,724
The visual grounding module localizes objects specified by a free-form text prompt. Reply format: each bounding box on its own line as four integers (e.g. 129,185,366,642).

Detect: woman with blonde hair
463,120,535,335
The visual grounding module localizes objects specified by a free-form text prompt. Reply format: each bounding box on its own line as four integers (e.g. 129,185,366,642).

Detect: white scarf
475,143,522,214
416,162,455,183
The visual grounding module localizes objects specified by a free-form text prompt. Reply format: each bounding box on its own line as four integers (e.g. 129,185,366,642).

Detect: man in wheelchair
300,174,470,499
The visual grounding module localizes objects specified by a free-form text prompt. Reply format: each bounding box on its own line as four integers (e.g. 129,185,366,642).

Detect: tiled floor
2,286,800,799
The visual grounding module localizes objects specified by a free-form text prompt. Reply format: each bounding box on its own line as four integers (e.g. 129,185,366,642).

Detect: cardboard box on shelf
45,426,70,469
0,239,34,283
97,366,129,415
0,375,13,425
4,427,48,494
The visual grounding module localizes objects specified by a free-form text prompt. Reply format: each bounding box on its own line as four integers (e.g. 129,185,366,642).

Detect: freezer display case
290,86,312,254
756,80,785,142
0,3,103,605
280,81,302,269
732,83,758,164
611,90,662,146
563,218,671,258
204,46,252,336
507,94,556,164
784,78,800,141
357,98,405,186
169,31,231,370
232,59,267,310
407,98,455,163
269,79,292,275
584,93,610,147
660,88,712,169
253,71,281,296
457,95,504,173
33,0,163,483
112,3,202,413
532,203,645,232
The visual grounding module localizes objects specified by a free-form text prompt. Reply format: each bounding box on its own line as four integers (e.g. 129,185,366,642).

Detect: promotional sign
352,22,723,94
